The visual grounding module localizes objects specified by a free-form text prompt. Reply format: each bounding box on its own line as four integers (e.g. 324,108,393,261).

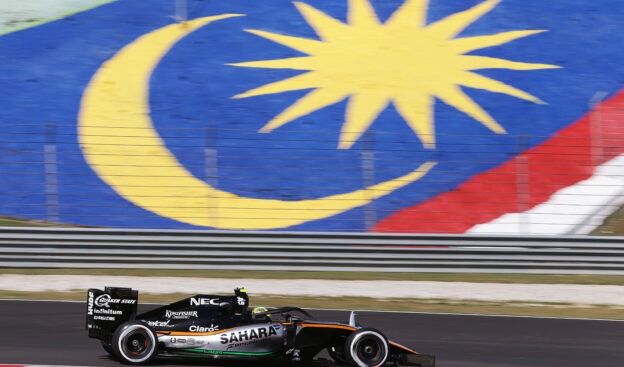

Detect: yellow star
229,0,560,149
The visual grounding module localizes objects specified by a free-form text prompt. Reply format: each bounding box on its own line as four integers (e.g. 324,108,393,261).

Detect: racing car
86,286,435,367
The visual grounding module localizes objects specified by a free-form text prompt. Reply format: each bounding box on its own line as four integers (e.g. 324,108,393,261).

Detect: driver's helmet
252,306,269,318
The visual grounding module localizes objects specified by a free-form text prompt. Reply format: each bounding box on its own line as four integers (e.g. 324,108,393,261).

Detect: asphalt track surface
0,300,622,367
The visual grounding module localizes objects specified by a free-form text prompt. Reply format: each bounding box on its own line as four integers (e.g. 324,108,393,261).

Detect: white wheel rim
117,324,156,363
349,331,388,367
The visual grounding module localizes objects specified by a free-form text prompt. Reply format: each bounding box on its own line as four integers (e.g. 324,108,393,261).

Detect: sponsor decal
236,297,246,306
171,337,209,346
94,308,122,315
94,315,115,321
220,326,277,344
147,320,171,327
87,291,94,316
190,297,220,306
94,294,137,308
165,309,198,319
189,324,219,332
94,294,110,307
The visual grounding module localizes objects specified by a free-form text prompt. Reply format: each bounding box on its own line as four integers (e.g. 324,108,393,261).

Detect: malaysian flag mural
0,0,623,233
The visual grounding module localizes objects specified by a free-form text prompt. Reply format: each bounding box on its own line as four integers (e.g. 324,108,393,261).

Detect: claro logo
189,324,219,332
166,310,198,319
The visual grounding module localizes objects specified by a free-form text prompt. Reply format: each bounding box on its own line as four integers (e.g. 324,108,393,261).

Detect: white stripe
468,154,624,235
0,0,115,34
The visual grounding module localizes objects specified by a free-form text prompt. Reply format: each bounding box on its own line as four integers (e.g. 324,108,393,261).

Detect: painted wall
0,0,623,232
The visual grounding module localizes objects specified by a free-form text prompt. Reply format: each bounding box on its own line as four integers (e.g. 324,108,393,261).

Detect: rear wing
86,287,138,340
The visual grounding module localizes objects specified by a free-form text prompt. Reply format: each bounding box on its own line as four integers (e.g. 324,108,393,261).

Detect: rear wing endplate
86,287,138,340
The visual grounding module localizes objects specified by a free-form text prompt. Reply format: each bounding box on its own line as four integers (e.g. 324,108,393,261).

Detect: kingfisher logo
166,310,198,319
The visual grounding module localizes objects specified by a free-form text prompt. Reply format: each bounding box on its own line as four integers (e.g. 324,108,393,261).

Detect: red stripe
375,89,624,233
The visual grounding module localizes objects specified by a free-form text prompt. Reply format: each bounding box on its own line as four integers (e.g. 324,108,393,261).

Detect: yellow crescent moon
78,15,436,230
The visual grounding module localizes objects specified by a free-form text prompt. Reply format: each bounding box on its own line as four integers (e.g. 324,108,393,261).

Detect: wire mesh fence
1,100,622,233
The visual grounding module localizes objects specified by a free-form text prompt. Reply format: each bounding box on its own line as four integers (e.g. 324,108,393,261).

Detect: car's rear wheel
344,328,388,367
101,340,114,356
112,321,158,364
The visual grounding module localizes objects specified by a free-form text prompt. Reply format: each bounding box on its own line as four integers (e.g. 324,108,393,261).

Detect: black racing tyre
112,321,158,364
344,328,389,367
101,340,114,356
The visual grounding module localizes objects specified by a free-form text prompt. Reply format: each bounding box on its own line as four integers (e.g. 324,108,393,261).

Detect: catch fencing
2,96,623,234
1,227,624,274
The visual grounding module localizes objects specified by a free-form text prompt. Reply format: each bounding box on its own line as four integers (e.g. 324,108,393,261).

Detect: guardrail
1,227,624,274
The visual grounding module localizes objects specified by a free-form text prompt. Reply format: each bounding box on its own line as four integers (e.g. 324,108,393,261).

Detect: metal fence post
205,127,219,228
589,92,607,167
516,135,530,234
361,132,377,231
173,0,188,22
44,123,59,223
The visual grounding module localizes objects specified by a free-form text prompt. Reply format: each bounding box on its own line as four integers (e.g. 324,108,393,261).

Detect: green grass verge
2,268,624,285
592,205,624,235
0,216,52,226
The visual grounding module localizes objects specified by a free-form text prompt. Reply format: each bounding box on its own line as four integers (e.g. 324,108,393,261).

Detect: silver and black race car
86,287,435,367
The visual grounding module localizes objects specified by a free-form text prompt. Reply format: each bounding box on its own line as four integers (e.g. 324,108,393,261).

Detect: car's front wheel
344,328,389,367
112,321,158,364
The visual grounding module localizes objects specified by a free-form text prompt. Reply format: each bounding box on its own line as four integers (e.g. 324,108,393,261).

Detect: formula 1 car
86,287,435,367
